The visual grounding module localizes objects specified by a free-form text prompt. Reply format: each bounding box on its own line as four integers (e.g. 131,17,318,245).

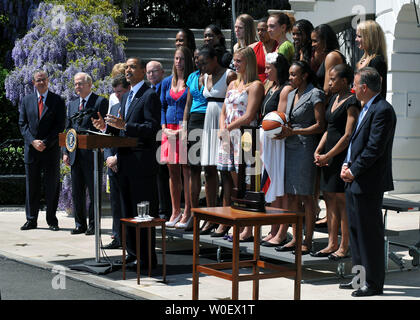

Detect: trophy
231,126,265,212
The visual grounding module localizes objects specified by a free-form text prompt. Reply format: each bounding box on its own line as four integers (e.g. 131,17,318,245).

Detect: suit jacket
104,103,121,176
285,83,325,146
347,95,396,194
151,81,162,97
109,82,161,177
19,90,66,164
64,92,108,166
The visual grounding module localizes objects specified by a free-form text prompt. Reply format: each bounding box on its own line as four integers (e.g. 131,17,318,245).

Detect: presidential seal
65,128,77,152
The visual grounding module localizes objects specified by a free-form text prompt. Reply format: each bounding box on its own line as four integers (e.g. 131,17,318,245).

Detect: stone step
120,27,232,74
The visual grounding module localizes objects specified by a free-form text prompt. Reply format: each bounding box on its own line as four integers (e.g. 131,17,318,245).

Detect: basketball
262,111,288,138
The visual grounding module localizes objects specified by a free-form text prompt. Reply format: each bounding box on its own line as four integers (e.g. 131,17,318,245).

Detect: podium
59,132,137,274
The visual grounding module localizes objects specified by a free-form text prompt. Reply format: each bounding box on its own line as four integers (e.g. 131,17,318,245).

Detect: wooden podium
59,132,137,274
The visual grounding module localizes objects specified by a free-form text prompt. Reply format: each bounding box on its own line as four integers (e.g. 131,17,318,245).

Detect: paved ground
0,194,419,301
0,255,133,300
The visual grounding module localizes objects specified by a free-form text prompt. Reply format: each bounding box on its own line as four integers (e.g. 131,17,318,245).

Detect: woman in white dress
199,45,236,234
259,52,294,247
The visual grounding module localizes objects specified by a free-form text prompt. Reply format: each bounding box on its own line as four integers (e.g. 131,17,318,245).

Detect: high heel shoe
200,223,217,235
175,215,193,229
210,226,231,237
165,213,182,228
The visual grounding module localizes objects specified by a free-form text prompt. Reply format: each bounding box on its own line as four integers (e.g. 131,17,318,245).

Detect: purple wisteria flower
6,2,126,211
5,2,126,106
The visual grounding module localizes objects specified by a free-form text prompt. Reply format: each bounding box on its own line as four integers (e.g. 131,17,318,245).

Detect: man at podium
63,72,108,236
92,57,161,269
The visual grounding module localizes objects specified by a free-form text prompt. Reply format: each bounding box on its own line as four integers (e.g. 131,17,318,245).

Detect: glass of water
137,203,145,219
142,201,151,219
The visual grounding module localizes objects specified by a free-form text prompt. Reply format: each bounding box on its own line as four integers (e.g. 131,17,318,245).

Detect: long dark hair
178,28,196,53
273,53,290,85
292,19,314,63
313,24,339,53
205,24,227,48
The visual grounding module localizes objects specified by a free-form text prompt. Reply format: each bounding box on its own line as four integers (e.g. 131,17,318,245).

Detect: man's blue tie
345,104,369,163
125,90,134,118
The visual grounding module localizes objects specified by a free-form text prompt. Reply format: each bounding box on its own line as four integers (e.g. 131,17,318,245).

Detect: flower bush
4,0,126,208
5,1,126,106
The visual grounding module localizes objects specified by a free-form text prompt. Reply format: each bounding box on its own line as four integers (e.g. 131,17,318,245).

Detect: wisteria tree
5,0,126,106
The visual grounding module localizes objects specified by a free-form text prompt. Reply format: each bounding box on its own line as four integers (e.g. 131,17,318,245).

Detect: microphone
69,108,96,121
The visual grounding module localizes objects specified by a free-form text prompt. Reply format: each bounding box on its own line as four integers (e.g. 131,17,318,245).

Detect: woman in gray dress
275,60,325,255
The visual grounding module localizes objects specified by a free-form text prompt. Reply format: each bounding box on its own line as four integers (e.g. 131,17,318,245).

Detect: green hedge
0,175,26,205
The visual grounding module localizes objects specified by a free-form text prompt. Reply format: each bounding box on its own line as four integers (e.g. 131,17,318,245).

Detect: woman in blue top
161,46,194,228
176,48,208,229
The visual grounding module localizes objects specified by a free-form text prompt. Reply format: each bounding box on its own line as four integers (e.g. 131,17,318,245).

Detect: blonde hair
357,20,387,68
236,14,257,49
234,47,259,86
111,63,126,77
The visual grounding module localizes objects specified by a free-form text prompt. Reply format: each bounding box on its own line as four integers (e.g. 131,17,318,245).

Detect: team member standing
214,47,264,239
19,70,66,231
250,17,278,83
275,61,325,255
339,67,396,297
199,45,237,234
267,12,295,64
233,14,257,52
160,47,194,228
63,72,108,235
312,64,360,259
355,20,388,99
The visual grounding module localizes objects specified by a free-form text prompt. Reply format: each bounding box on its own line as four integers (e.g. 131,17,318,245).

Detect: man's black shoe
85,227,95,235
114,255,136,265
339,282,354,289
70,227,86,235
127,260,157,270
352,286,383,297
101,239,121,249
48,225,60,231
20,221,37,230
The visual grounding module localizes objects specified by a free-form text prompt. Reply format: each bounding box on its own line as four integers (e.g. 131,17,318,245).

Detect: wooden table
120,218,166,284
191,206,304,300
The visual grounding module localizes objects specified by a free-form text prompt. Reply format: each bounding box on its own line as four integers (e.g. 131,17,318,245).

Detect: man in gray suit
19,70,66,231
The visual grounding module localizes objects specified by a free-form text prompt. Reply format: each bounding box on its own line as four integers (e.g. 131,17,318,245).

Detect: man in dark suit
18,70,66,231
340,67,396,297
101,75,130,249
63,72,108,235
93,57,161,268
146,60,171,219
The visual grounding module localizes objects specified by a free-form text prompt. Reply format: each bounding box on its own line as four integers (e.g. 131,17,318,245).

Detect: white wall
289,0,375,28
377,1,420,193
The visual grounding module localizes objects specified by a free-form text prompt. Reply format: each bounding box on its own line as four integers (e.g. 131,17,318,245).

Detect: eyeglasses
74,82,87,87
146,69,161,75
34,78,48,83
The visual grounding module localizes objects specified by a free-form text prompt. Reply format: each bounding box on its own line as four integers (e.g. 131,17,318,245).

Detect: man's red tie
79,99,85,111
38,96,44,119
